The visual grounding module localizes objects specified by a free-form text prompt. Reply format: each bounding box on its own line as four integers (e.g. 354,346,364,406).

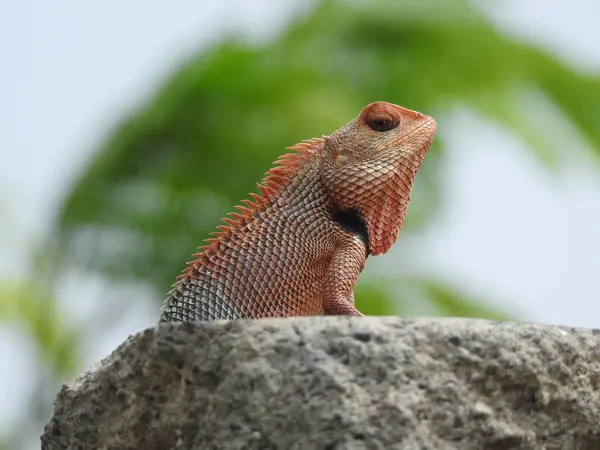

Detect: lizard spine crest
176,137,325,282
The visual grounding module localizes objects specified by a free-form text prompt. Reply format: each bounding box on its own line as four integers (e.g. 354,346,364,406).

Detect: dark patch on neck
331,206,370,257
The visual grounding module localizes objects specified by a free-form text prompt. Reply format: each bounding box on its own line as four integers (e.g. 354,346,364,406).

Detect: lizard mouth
369,116,436,162
395,117,436,152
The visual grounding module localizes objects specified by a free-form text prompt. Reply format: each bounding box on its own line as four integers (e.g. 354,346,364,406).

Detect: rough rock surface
41,317,600,449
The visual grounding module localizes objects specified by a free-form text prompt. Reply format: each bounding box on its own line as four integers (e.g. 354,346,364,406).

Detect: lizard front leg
323,235,367,316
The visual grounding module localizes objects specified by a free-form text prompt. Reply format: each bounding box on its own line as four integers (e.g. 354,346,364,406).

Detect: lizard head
321,101,436,255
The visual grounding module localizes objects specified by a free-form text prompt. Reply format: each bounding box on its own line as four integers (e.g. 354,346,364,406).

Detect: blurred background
1,0,600,448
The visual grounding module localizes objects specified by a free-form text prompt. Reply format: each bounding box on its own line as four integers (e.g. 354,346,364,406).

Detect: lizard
160,101,436,322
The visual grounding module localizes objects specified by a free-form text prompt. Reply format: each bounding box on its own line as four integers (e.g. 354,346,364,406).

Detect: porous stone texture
41,317,600,449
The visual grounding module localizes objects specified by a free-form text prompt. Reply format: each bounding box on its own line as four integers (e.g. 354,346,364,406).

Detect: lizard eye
366,116,399,132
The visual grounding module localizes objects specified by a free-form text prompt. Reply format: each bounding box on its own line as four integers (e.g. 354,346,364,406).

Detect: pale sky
1,0,599,444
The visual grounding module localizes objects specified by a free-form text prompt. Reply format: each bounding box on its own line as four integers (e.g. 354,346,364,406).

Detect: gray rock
41,317,600,449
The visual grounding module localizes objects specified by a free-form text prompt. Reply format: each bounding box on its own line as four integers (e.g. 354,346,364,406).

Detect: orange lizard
160,101,436,321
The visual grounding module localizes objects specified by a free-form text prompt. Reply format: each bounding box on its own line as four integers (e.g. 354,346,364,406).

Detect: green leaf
413,278,513,321
356,276,512,320
354,282,399,316
0,279,80,377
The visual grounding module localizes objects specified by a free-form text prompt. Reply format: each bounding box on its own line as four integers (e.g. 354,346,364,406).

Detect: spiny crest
177,137,325,279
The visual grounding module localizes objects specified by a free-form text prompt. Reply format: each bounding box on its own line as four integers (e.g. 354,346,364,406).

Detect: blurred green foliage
51,0,600,319
0,281,78,376
0,279,80,450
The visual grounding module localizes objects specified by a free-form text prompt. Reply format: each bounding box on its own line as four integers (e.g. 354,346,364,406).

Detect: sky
1,0,599,444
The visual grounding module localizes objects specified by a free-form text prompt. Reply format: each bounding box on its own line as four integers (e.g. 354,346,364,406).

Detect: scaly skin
160,102,436,321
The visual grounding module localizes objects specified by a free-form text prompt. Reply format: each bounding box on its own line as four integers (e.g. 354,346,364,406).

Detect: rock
41,317,600,449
